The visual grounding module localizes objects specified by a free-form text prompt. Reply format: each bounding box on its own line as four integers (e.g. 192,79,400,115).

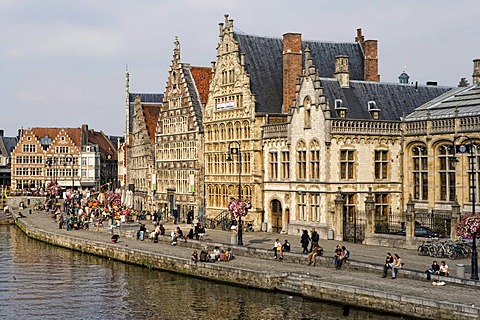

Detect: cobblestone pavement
16,211,480,309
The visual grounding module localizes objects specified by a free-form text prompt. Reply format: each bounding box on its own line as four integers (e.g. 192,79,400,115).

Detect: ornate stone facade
154,37,210,220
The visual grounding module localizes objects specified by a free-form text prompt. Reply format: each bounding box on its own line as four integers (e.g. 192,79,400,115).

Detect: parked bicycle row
418,239,472,260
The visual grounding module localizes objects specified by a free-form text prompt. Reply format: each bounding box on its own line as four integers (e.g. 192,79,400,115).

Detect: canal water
0,225,411,320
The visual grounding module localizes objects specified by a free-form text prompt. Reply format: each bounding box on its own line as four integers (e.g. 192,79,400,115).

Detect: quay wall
14,217,480,320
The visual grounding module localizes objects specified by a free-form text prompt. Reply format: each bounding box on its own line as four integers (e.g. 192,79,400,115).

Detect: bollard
231,235,237,245
456,264,465,278
328,229,334,240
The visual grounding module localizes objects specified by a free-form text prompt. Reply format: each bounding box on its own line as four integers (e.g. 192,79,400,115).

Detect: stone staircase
276,273,309,294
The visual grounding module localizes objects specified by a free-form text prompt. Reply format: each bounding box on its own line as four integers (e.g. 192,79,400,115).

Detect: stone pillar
334,187,344,241
405,194,415,240
451,197,461,240
364,187,375,235
473,58,480,84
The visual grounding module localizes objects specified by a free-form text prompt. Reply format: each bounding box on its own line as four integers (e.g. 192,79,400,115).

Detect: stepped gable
184,66,208,132
127,93,164,135
406,83,480,121
233,32,365,114
321,79,454,121
189,66,211,105
30,128,82,146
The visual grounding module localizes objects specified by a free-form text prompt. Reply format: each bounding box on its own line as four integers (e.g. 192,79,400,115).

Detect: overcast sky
1,0,479,137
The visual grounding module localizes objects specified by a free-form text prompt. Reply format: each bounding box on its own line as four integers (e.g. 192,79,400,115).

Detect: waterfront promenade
11,210,480,319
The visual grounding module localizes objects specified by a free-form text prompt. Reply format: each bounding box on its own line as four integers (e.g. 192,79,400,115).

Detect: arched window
412,145,428,200
438,144,455,201
309,139,320,180
297,141,307,180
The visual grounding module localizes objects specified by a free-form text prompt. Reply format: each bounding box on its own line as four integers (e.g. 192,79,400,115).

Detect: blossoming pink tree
456,214,480,239
227,197,251,219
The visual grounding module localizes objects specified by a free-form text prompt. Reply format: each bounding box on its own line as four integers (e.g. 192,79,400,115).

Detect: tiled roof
183,67,205,132
320,79,454,121
128,93,164,135
3,137,17,153
142,105,161,140
190,66,212,105
87,130,117,160
405,83,480,121
233,32,365,114
30,128,82,146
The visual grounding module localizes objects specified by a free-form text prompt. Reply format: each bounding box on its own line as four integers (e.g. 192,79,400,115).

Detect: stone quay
9,209,480,320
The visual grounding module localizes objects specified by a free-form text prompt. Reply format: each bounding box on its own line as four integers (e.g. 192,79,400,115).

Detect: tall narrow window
269,151,278,180
310,193,320,222
297,141,307,180
297,192,307,221
412,146,428,200
374,150,388,180
281,151,290,179
439,145,455,201
310,140,320,180
340,150,355,180
304,96,311,128
375,193,390,216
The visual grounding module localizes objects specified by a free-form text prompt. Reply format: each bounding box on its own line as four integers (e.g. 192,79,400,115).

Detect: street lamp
227,141,243,245
451,136,479,281
66,155,75,190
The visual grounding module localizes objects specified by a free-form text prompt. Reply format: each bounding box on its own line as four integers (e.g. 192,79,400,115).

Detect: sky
1,0,479,138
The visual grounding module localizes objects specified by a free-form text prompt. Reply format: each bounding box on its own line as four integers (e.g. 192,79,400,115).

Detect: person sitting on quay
425,261,440,281
382,252,394,278
273,239,283,260
391,253,403,279
224,248,234,261
340,245,350,265
197,224,206,240
438,260,449,277
171,226,183,245
191,250,199,263
111,234,120,243
282,239,291,253
187,228,195,240
213,246,221,261
136,223,147,241
308,243,321,266
333,245,344,269
200,248,210,262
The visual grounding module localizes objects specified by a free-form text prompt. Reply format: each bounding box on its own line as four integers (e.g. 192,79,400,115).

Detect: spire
125,64,130,142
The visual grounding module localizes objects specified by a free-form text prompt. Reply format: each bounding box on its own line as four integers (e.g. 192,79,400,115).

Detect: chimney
334,55,350,88
473,58,480,84
81,124,89,146
363,40,380,82
355,28,365,44
283,33,302,114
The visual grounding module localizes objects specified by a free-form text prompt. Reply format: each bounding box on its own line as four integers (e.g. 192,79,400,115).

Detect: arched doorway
271,199,282,233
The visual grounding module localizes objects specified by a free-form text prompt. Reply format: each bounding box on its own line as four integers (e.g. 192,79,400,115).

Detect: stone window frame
374,149,389,180
296,140,307,180
438,144,456,201
412,145,428,201
309,139,320,180
340,149,355,180
268,150,279,180
374,193,390,217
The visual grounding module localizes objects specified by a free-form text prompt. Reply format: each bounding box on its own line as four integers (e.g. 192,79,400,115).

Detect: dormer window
368,100,380,120
335,99,347,118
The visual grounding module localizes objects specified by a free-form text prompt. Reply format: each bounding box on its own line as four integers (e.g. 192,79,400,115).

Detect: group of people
300,228,321,254
425,260,449,280
273,239,291,260
382,252,403,279
191,246,234,263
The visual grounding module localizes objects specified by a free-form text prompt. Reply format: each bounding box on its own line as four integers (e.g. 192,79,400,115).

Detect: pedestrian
382,252,394,278
333,244,343,269
438,260,449,276
310,228,319,253
300,230,311,254
425,261,440,280
191,250,199,263
391,253,402,279
273,239,283,260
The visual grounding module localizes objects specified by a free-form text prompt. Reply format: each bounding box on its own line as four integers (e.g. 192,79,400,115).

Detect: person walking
300,230,311,254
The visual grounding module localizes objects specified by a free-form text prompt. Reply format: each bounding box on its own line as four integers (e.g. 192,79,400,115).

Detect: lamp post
66,155,75,190
227,141,243,245
451,136,479,281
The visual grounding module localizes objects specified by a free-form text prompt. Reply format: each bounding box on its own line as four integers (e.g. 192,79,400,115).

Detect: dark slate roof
233,32,365,114
405,83,480,121
4,137,18,154
128,93,164,135
183,67,204,132
320,79,454,121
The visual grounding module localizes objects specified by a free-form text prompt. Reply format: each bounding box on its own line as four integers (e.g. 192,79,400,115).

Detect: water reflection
0,225,410,320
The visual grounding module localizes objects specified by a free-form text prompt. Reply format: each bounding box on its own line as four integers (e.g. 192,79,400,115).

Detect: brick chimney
473,58,480,84
81,124,89,146
334,55,350,88
355,28,380,82
283,33,302,114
